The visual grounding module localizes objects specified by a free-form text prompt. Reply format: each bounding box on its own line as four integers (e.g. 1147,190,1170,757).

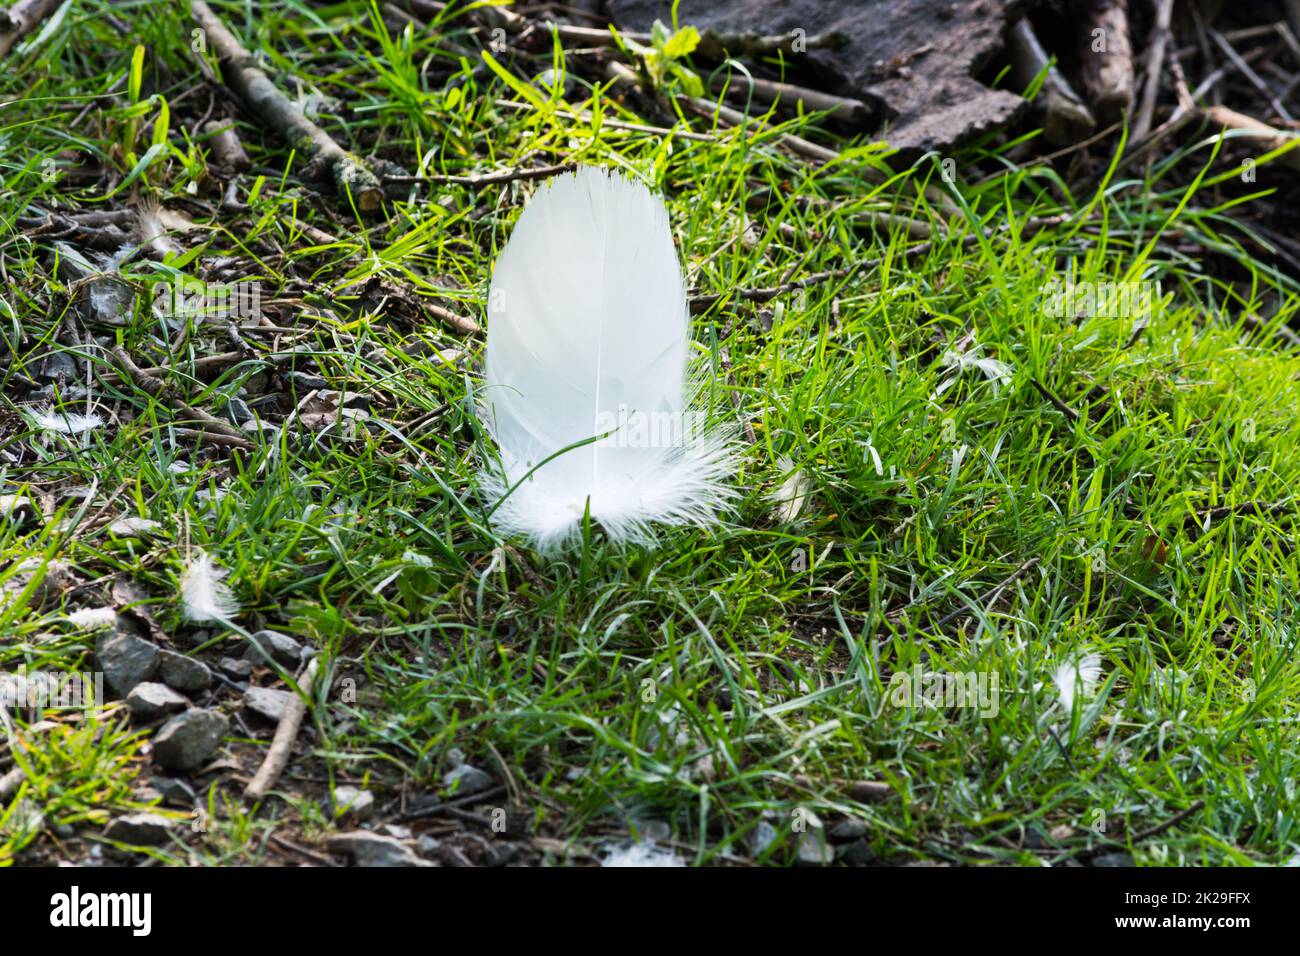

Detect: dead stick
791,774,894,803
1008,19,1096,145
440,0,845,58
1131,0,1174,141
382,161,577,187
245,657,320,800
1204,105,1300,172
1130,799,1206,843
112,346,254,449
930,557,1042,629
1209,28,1293,124
190,1,382,212
1071,0,1134,124
678,93,841,165
711,73,870,126
1031,378,1082,422
0,0,62,58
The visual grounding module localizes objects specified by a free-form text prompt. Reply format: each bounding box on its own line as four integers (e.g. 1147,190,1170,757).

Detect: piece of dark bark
1070,0,1134,125
608,0,1032,156
191,1,382,212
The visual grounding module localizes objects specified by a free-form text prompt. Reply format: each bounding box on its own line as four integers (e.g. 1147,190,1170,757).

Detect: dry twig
191,0,383,211
0,0,62,58
245,657,320,800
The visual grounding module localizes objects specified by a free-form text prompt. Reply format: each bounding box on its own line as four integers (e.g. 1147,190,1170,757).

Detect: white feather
601,840,685,867
1053,651,1102,711
770,456,809,524
66,607,117,629
479,167,735,550
179,551,239,623
28,407,102,434
135,200,183,258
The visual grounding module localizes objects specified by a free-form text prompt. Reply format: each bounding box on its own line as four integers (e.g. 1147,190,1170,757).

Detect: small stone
406,792,441,815
125,682,188,721
750,820,780,858
417,834,442,858
485,842,518,867
243,686,292,722
0,494,41,529
104,812,172,846
95,629,159,696
106,516,161,537
152,708,228,771
158,650,212,693
291,371,329,391
837,839,877,865
1024,827,1049,849
327,832,433,867
1092,852,1135,867
150,777,196,808
328,785,375,820
829,818,869,841
223,397,253,424
241,420,279,436
443,764,492,796
794,830,835,866
244,629,304,667
220,657,252,679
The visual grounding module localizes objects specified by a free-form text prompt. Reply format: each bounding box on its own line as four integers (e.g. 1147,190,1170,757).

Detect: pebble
794,830,835,866
125,682,188,721
95,629,159,696
152,708,228,771
443,764,493,796
326,832,433,867
150,777,197,808
158,650,212,693
104,812,172,846
829,818,869,841
243,686,292,722
837,839,877,865
328,785,375,820
750,820,780,858
219,657,253,679
244,629,304,667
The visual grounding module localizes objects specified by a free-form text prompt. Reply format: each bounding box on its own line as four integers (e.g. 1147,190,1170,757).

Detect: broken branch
190,0,382,212
112,346,255,449
0,0,62,58
1009,19,1096,146
245,657,320,801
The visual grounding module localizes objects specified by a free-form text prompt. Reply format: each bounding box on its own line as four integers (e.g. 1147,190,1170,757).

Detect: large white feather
480,167,734,549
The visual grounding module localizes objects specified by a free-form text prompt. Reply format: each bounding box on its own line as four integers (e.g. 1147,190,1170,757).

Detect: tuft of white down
179,551,239,623
479,166,735,550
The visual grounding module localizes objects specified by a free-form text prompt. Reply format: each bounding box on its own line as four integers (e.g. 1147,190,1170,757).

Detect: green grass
1,0,1299,866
